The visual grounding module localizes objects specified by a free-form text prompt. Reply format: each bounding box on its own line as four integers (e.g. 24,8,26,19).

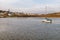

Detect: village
0,10,60,18
0,10,40,18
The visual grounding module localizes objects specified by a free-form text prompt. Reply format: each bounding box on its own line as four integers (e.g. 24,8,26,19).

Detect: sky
0,0,60,14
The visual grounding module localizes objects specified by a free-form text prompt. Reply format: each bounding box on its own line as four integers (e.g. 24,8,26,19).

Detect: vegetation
0,10,60,18
40,12,60,17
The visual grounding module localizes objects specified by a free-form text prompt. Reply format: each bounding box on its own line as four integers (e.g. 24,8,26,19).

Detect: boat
42,6,52,23
42,18,52,23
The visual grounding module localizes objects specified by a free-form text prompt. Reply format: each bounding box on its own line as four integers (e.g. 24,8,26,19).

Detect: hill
0,10,60,17
40,12,60,17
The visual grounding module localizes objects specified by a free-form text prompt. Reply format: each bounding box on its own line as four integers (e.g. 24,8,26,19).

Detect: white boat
42,18,52,23
42,6,52,23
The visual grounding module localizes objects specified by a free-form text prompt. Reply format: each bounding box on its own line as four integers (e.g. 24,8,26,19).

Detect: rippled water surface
0,18,60,40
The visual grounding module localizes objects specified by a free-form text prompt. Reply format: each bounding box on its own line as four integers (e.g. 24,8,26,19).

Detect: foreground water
0,18,60,40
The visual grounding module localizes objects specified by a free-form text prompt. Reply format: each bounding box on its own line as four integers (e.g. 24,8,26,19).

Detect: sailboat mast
45,5,48,18
45,5,48,14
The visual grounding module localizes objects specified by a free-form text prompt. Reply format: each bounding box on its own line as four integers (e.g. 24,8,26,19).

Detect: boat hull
42,20,52,23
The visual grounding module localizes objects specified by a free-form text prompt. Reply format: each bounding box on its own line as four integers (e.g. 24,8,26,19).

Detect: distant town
0,10,60,18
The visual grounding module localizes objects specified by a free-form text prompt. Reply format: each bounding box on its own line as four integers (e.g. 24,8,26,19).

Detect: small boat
42,6,52,23
42,18,52,23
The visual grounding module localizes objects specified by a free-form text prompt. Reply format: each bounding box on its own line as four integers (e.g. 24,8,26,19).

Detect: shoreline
0,17,60,18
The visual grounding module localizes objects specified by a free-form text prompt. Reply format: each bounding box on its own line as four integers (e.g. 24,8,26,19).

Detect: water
0,18,60,40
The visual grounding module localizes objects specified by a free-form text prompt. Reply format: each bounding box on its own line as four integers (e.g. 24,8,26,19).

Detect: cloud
0,0,17,3
0,0,36,12
0,0,60,14
0,0,34,8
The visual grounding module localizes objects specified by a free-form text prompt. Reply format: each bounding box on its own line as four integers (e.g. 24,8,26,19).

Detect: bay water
0,18,60,40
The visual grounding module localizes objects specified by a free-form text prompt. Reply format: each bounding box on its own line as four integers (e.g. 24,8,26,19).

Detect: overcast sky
0,0,60,14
